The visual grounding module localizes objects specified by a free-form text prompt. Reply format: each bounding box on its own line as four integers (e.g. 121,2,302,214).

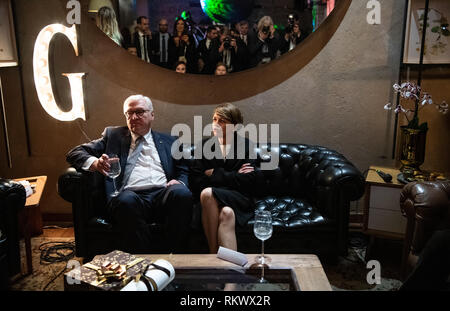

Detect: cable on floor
39,241,76,290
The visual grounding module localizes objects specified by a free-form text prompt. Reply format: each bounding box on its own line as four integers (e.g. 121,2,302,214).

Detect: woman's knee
219,207,235,225
200,188,214,204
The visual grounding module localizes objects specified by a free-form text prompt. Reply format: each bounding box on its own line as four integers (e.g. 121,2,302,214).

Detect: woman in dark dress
190,103,260,253
172,18,197,73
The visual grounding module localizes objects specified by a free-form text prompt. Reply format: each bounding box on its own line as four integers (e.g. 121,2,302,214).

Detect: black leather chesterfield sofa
58,143,365,261
0,178,26,289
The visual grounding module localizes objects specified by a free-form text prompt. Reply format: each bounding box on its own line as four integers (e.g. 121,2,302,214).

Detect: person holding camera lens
216,26,250,74
280,14,307,55
248,16,282,68
217,28,235,73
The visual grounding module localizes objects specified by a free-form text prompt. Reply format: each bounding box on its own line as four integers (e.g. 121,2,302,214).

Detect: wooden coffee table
141,254,331,291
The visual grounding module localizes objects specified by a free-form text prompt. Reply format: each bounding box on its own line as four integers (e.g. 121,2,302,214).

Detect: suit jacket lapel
152,131,170,177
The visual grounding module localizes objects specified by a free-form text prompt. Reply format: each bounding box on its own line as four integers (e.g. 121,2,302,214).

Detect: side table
363,166,406,260
13,176,47,275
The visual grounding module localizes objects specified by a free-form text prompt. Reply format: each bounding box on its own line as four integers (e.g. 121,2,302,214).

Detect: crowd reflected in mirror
95,6,315,75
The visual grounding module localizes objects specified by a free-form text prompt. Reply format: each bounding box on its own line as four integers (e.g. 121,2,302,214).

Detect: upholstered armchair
0,178,26,288
400,180,450,279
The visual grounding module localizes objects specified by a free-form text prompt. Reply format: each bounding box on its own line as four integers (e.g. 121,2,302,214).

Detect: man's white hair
123,95,153,113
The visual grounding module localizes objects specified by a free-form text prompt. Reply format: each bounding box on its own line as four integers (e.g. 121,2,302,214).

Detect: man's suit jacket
133,31,152,62
66,126,189,200
196,38,221,74
149,32,176,69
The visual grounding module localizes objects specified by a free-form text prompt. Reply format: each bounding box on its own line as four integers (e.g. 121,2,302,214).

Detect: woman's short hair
123,95,153,113
214,103,243,125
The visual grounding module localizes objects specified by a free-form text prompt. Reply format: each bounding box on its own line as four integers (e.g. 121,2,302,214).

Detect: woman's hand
174,36,180,47
238,163,254,174
269,25,275,38
204,169,214,176
182,34,189,44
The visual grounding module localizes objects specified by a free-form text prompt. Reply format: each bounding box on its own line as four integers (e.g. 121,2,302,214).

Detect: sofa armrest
295,150,365,257
57,168,82,203
301,157,365,219
57,168,108,257
0,179,26,204
400,180,450,255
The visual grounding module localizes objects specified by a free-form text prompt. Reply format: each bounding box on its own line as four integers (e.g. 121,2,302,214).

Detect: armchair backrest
400,180,450,255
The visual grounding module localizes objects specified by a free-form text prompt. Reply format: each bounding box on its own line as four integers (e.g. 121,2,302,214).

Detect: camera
286,13,296,33
262,25,270,35
223,36,232,49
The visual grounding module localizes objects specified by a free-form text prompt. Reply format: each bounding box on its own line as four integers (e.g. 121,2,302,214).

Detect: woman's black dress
189,134,261,226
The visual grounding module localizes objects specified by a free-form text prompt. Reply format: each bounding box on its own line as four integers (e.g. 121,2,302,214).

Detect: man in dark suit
150,18,175,69
133,16,152,63
197,25,221,74
66,95,192,254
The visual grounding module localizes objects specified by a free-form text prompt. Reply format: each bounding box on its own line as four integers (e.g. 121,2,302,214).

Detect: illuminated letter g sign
33,24,86,121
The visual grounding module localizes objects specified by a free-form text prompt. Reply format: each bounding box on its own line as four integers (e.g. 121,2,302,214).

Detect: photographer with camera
280,13,307,54
216,26,250,74
248,16,282,68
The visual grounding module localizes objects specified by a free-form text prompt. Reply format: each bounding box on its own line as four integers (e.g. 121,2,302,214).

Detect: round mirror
89,0,339,74
82,0,351,104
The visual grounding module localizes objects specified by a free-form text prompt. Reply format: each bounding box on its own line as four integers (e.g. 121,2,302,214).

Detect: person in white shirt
66,95,192,254
238,20,250,46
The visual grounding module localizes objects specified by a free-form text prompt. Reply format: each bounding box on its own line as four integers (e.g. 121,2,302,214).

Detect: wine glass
107,154,121,197
253,210,273,266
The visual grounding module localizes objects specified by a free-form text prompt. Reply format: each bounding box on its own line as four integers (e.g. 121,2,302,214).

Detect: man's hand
231,38,237,51
204,169,214,177
90,154,110,176
144,28,152,38
166,179,181,187
218,41,225,53
238,163,254,174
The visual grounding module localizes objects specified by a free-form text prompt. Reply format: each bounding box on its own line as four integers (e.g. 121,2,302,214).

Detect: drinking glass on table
107,154,121,197
253,210,273,266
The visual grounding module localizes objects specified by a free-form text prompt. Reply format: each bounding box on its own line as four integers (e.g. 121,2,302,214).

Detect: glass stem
261,262,265,282
113,178,117,193
262,240,264,261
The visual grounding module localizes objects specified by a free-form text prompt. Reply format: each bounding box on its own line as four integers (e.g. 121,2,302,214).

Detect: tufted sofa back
183,143,363,217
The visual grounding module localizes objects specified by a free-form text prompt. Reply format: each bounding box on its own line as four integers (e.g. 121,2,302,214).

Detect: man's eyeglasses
124,110,149,119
